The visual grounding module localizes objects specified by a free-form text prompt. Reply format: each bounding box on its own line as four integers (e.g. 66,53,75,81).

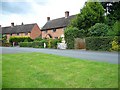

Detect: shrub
88,23,110,37
64,27,81,49
34,37,43,41
110,36,120,51
2,42,11,47
85,37,113,51
9,36,33,44
19,42,33,47
107,21,120,36
32,41,44,48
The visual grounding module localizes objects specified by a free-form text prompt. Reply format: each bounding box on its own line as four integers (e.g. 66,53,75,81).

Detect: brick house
1,23,41,41
41,11,76,39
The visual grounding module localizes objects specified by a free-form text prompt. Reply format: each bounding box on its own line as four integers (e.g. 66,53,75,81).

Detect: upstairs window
53,29,56,32
44,30,48,33
17,33,19,35
25,32,28,35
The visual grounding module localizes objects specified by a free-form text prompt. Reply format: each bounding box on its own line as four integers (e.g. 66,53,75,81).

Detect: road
0,47,119,64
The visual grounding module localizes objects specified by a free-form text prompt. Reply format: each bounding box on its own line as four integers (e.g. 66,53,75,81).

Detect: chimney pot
47,17,50,21
11,22,14,27
65,11,69,18
21,22,24,25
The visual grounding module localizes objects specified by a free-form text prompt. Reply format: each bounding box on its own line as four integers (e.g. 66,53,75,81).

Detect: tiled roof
42,15,76,30
1,23,37,34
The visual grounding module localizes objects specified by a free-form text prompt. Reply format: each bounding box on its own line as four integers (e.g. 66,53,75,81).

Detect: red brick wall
30,24,41,39
42,28,64,39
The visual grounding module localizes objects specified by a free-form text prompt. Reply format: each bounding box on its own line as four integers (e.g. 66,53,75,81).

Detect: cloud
0,0,87,28
2,2,33,14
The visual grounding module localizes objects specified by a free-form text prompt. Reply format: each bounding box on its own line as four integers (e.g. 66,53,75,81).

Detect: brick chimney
47,17,50,22
65,11,69,18
21,22,24,25
11,22,14,27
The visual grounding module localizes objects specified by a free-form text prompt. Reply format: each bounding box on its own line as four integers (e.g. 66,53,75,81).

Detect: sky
0,0,87,28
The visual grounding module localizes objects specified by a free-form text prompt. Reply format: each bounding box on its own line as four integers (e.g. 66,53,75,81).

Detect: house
41,11,76,39
1,23,41,41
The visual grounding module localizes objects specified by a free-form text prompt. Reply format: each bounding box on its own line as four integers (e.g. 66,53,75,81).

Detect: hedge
19,38,62,49
85,37,114,51
19,42,33,47
9,36,33,44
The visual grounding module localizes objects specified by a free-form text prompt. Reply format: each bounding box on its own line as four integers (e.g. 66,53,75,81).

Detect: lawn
2,53,118,88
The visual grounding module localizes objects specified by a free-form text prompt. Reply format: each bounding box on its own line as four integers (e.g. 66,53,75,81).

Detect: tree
101,1,120,26
70,1,105,37
64,27,81,49
88,23,110,37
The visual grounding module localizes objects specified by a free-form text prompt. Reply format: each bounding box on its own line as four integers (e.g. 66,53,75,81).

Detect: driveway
0,47,119,64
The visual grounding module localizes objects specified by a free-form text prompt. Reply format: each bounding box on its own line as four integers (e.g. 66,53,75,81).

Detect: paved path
0,47,119,64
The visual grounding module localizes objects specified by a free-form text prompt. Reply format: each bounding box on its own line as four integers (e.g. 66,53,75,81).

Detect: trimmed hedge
9,36,33,44
85,37,114,51
19,38,62,49
19,42,33,47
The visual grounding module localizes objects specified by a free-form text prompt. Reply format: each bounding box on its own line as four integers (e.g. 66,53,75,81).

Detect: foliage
34,37,43,41
19,38,61,49
19,42,33,47
101,2,120,21
88,23,110,37
110,36,120,51
85,37,113,51
9,36,33,44
2,42,11,47
64,27,81,49
107,21,120,36
69,1,105,37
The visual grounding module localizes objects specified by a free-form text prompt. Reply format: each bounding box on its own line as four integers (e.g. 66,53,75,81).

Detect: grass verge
2,53,118,88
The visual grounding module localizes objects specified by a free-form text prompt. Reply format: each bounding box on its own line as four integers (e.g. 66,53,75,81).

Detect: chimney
11,22,14,27
65,11,69,18
47,17,50,21
21,22,24,25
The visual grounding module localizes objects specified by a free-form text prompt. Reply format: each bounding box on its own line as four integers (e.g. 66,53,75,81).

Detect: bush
85,37,113,51
64,27,81,49
110,36,120,51
88,23,110,37
9,36,33,45
34,37,43,41
107,21,120,36
2,42,11,47
32,41,44,48
19,42,33,47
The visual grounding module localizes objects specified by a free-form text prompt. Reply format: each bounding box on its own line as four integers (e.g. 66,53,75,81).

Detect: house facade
41,11,76,39
1,23,41,41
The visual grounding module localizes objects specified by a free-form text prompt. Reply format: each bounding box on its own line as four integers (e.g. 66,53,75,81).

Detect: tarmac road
1,47,119,64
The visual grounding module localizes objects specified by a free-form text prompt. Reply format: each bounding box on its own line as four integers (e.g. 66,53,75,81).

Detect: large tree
70,1,105,37
101,1,120,26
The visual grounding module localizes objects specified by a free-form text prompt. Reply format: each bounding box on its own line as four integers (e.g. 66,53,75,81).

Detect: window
17,33,19,35
53,29,56,32
55,37,58,39
25,32,28,35
10,34,12,36
44,30,47,33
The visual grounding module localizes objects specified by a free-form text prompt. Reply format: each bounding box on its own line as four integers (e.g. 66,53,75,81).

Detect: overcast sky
0,0,87,28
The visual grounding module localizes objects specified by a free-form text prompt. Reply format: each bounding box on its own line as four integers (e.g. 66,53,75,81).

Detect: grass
2,53,118,88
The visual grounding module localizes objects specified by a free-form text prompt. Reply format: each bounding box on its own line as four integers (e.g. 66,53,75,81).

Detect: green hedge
19,42,33,47
19,38,62,49
9,36,33,44
85,37,114,51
